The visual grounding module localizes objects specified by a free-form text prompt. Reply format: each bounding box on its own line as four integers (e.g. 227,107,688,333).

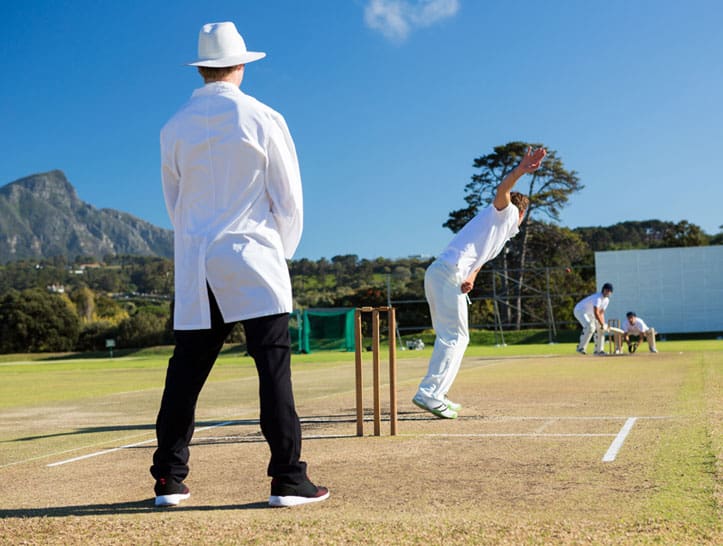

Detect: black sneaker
269,477,329,507
154,477,190,506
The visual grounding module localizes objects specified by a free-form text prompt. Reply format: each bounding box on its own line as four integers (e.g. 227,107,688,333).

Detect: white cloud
364,0,460,42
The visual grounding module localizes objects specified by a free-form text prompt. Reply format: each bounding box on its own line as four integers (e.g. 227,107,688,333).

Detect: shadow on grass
38,344,249,361
38,347,171,361
4,412,439,445
3,419,260,443
0,499,271,518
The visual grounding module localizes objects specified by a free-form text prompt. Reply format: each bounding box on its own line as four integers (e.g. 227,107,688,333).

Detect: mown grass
642,351,721,531
2,339,721,408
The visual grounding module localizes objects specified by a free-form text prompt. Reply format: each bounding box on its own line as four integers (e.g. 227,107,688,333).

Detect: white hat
187,22,266,67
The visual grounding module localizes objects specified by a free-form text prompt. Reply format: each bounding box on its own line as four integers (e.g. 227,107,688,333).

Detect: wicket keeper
623,311,658,353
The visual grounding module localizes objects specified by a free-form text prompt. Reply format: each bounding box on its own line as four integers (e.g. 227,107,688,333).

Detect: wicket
607,318,621,354
354,306,398,436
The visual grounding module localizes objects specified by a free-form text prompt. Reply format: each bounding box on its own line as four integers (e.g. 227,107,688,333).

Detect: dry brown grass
0,346,721,544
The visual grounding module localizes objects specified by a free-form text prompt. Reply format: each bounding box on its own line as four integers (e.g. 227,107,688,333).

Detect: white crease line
0,431,156,470
40,415,658,467
533,419,556,434
46,421,233,467
46,438,156,467
602,417,637,462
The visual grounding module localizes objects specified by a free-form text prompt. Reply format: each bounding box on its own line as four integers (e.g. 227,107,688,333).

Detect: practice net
290,308,355,353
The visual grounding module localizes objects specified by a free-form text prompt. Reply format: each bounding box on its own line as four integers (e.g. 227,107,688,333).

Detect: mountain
0,170,173,262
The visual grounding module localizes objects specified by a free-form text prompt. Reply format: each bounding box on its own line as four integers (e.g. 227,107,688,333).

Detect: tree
83,267,125,293
445,142,582,328
502,221,594,327
711,225,723,246
661,220,708,247
94,294,128,322
129,258,173,294
116,307,170,348
70,285,96,322
0,289,80,353
524,221,590,268
76,321,117,352
574,220,707,251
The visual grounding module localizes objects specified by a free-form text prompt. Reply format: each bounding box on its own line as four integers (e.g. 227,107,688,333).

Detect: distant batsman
150,21,328,508
574,283,614,355
412,146,547,418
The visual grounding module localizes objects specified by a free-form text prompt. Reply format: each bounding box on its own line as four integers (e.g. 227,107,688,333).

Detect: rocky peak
2,170,81,211
0,170,173,262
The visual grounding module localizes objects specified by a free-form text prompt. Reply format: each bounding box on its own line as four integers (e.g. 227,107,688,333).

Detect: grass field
0,341,721,545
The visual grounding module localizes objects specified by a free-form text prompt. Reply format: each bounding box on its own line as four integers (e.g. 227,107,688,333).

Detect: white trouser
629,328,657,351
574,308,605,353
416,260,469,403
645,328,657,351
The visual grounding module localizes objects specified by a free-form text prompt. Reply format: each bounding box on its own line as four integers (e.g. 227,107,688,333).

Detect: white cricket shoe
412,395,458,419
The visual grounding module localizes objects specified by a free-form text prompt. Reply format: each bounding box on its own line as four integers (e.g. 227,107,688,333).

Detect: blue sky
2,0,722,260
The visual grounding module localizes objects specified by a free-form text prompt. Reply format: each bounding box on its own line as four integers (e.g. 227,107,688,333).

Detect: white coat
161,82,303,329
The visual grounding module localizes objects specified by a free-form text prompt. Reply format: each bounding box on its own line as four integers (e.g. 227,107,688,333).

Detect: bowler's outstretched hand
518,146,547,173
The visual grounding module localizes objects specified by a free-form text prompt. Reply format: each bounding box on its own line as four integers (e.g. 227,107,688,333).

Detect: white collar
191,81,241,98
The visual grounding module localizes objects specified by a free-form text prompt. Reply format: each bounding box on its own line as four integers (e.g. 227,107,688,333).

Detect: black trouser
150,289,306,485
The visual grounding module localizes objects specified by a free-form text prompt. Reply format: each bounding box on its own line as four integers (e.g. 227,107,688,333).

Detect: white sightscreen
595,245,723,334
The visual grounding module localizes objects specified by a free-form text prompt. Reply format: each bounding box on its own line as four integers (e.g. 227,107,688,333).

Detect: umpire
150,22,328,508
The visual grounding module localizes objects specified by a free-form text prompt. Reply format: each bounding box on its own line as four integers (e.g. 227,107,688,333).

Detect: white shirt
574,292,610,315
437,204,520,280
623,317,650,335
161,82,303,329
